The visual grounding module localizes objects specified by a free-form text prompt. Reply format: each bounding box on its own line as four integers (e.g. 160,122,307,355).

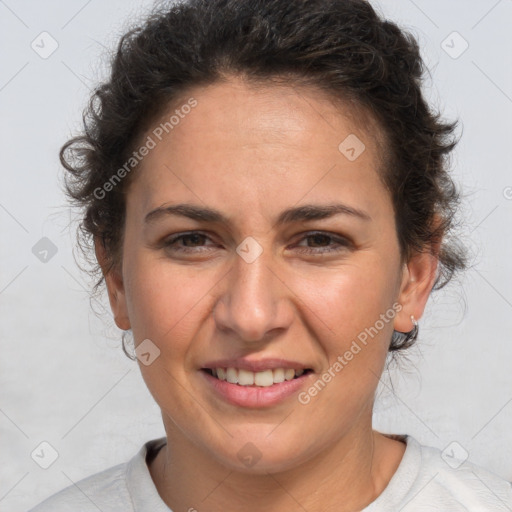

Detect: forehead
155,76,384,154
127,77,391,223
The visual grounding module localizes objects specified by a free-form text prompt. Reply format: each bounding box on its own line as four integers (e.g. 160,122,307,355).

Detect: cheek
123,250,212,344
123,255,211,405
295,256,400,394
298,256,400,336
291,285,396,429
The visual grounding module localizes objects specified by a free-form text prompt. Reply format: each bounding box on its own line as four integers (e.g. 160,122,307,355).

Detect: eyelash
162,231,351,255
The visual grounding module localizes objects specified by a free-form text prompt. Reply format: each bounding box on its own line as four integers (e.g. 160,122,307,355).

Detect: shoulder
28,437,168,512
395,435,512,511
27,462,130,512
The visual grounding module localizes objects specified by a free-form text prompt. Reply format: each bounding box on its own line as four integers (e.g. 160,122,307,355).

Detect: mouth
201,367,314,387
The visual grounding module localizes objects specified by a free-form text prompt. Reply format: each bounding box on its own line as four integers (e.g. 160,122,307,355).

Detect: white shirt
28,435,512,511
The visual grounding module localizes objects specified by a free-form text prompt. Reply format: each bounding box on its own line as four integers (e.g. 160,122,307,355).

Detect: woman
29,0,512,510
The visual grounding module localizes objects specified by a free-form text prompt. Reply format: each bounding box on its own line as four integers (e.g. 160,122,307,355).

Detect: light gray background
1,0,511,510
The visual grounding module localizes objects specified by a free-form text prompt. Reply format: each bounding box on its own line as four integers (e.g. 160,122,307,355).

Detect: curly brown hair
60,0,467,353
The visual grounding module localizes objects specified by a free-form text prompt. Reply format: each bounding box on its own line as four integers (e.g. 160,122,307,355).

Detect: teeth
238,369,255,385
210,367,308,386
254,370,274,387
226,367,238,384
284,369,295,381
273,368,285,383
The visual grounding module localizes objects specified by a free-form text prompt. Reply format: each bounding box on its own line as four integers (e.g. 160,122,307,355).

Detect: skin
96,76,439,512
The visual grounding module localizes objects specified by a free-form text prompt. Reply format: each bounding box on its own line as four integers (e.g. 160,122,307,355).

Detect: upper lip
201,358,313,373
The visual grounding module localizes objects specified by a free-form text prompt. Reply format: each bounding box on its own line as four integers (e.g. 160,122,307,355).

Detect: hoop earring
389,313,419,352
121,330,137,361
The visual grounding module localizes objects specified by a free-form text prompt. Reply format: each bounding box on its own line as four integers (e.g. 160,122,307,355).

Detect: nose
213,246,293,343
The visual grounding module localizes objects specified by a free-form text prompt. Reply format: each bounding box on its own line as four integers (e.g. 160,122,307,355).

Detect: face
99,76,436,473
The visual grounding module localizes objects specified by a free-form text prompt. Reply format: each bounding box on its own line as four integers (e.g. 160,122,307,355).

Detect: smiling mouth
202,367,313,387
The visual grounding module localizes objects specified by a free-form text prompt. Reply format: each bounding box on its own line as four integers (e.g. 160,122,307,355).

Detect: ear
394,218,442,333
94,236,131,331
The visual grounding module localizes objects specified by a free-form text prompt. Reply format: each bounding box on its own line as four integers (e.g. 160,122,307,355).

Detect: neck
149,417,406,512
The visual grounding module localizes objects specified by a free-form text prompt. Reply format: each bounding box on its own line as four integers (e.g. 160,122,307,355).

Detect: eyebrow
144,202,371,226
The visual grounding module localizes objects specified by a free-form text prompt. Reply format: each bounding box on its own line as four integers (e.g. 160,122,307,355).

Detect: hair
60,0,467,354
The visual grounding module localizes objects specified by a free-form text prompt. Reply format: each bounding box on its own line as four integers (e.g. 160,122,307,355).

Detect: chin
208,434,314,475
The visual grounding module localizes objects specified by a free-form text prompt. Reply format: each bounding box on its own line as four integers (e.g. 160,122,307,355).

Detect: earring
410,315,418,337
390,312,419,351
121,330,137,361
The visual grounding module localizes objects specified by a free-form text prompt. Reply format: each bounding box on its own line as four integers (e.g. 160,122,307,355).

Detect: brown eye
294,231,351,255
163,232,216,253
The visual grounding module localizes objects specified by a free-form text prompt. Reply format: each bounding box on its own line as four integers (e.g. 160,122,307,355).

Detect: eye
293,231,352,255
163,232,217,253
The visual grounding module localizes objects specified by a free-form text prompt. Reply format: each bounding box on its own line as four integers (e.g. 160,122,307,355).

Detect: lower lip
200,370,312,408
